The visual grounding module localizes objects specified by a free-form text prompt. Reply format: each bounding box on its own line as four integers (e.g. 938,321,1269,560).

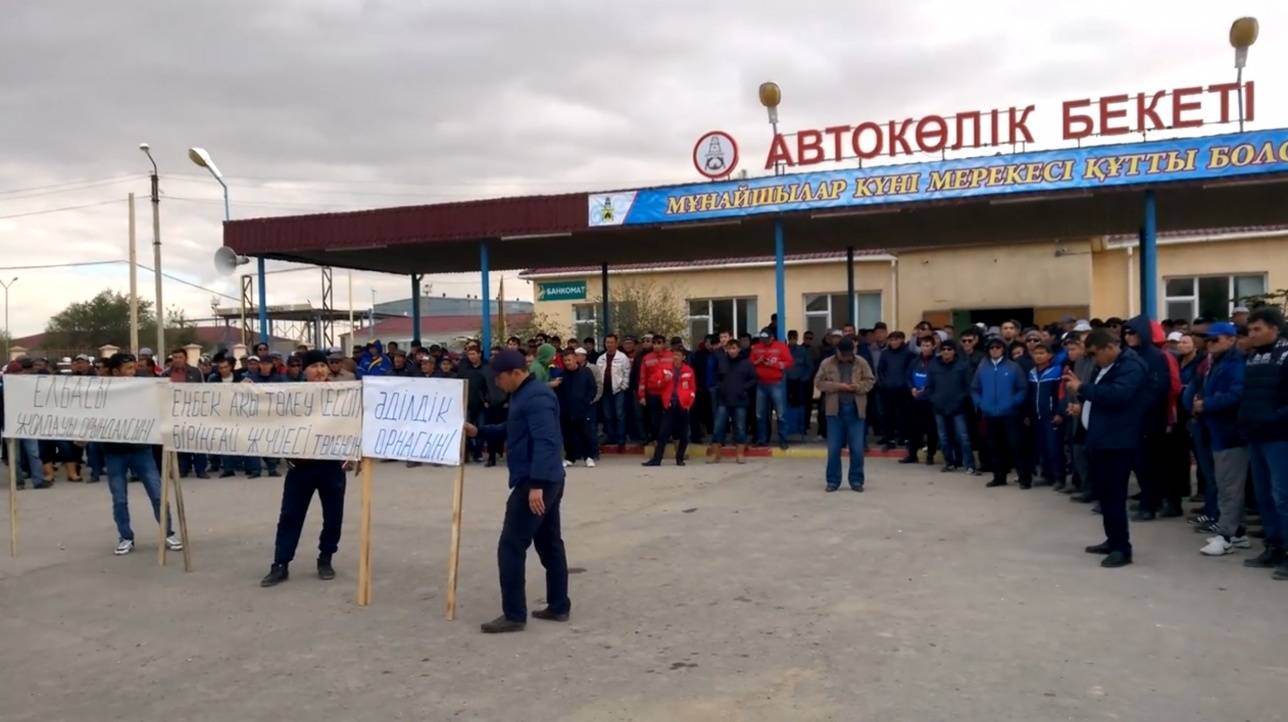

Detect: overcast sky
1,0,1283,340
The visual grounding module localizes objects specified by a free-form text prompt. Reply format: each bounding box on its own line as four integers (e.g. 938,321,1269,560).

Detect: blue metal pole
1141,190,1158,320
257,257,268,343
410,273,422,347
480,241,492,359
774,220,786,341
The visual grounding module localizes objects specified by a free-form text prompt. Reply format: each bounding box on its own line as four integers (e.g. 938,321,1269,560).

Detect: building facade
522,226,1284,341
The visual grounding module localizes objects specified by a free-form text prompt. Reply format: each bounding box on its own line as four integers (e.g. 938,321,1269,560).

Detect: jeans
755,382,787,445
826,403,866,489
1032,417,1065,483
498,482,569,622
86,442,105,479
1091,447,1133,555
600,391,626,445
20,438,42,481
934,412,973,468
105,448,172,541
712,404,747,445
273,461,346,564
1248,440,1288,549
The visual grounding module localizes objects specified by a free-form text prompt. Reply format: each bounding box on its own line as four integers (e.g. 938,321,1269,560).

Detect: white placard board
2,375,164,444
361,376,465,465
161,381,363,461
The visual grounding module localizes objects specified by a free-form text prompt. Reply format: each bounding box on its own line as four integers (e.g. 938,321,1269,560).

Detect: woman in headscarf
529,343,556,384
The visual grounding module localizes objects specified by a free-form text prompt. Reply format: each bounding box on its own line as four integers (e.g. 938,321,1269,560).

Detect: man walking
1065,329,1147,568
815,338,876,492
260,350,348,587
465,350,569,633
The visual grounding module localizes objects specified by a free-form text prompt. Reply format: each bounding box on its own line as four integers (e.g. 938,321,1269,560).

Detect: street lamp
189,146,269,344
1230,16,1259,132
139,143,165,357
0,277,17,359
759,81,783,175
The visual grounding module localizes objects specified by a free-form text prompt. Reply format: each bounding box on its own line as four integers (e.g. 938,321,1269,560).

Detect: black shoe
925,456,936,466
317,557,335,580
1133,510,1157,521
941,465,956,473
1084,541,1113,555
480,616,526,634
179,471,190,479
1158,501,1183,518
966,468,980,476
219,471,236,478
851,485,864,493
260,563,289,587
1070,493,1095,503
779,440,788,450
897,455,918,465
1101,551,1132,568
985,479,1007,488
881,443,896,452
642,459,661,467
1244,546,1286,569
676,458,686,466
485,458,497,467
1019,482,1032,490
267,470,281,477
195,471,210,479
1051,481,1066,492
531,608,570,622
246,472,262,479
825,485,839,493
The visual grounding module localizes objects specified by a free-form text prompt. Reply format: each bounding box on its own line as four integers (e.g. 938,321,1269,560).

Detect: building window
572,304,598,341
687,298,757,342
1163,274,1265,321
802,292,883,336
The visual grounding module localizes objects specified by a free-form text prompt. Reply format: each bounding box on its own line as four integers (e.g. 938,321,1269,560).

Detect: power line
0,258,239,301
0,198,126,220
0,175,142,200
0,174,140,196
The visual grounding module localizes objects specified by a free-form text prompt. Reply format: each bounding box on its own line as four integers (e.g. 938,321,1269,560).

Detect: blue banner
587,128,1288,227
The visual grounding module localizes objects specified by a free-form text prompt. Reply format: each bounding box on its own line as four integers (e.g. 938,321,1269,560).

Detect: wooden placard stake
8,439,18,558
158,451,171,566
444,379,468,621
356,458,374,606
168,452,192,572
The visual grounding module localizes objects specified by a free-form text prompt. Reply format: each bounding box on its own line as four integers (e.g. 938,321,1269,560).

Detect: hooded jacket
1124,314,1174,433
715,351,758,409
876,343,914,390
529,344,556,384
925,347,973,416
1028,358,1066,420
358,341,393,377
971,354,1027,417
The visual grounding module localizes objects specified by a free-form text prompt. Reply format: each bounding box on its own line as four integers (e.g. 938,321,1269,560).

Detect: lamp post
759,81,783,176
189,146,268,343
139,143,165,357
0,277,16,359
1229,17,1259,132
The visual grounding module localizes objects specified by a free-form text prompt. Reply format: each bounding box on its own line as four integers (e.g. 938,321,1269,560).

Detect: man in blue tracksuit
467,349,570,633
971,336,1030,488
1066,329,1148,568
1027,343,1066,487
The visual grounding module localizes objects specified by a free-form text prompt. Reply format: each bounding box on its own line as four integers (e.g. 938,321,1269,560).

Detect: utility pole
128,193,139,354
140,144,165,356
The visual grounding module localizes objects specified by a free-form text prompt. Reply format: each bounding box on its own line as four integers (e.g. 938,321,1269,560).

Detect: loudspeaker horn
214,246,250,274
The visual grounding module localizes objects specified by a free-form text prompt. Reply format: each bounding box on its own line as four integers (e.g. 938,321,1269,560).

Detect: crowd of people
4,302,1288,577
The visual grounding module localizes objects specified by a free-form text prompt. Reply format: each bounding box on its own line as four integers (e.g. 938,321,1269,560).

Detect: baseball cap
574,347,588,355
1166,331,1184,342
827,328,843,337
488,349,528,374
301,349,329,367
1233,305,1250,314
139,347,154,356
985,337,1006,349
1205,322,1237,338
1073,320,1092,332
756,331,771,339
246,355,261,362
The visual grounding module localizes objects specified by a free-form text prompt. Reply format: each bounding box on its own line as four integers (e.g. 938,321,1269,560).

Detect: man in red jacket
638,334,677,451
643,344,697,466
750,331,794,449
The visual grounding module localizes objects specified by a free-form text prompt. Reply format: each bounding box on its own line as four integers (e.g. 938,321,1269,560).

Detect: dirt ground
1,455,1283,722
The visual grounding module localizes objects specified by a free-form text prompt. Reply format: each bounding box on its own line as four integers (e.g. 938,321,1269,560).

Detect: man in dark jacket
876,331,914,450
466,350,569,633
1122,314,1171,520
926,341,975,473
710,338,758,463
902,335,939,465
1188,323,1249,557
555,350,598,467
786,330,815,440
1065,329,1148,568
1237,307,1288,578
459,346,489,463
1063,333,1099,502
971,337,1031,488
481,352,511,467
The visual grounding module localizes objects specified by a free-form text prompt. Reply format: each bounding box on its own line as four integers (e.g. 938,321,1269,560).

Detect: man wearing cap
135,348,157,377
465,349,570,633
1232,305,1251,330
637,334,676,449
643,343,698,466
876,331,914,450
971,336,1030,488
260,349,349,587
749,330,793,450
815,338,876,491
1188,322,1249,556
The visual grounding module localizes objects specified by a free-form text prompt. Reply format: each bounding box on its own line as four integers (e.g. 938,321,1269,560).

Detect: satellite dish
214,246,250,274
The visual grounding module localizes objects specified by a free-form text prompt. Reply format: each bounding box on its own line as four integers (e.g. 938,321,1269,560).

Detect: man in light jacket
815,338,876,492
595,334,631,452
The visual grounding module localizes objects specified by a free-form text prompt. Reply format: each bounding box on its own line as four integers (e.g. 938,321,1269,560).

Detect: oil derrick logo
692,131,739,180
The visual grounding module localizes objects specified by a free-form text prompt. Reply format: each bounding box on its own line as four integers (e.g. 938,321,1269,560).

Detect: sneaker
1189,514,1216,526
1274,564,1288,581
1200,536,1234,556
219,471,236,479
317,556,335,580
1230,535,1252,549
585,458,596,468
562,460,572,468
165,535,183,551
195,471,210,479
966,467,980,476
114,539,134,556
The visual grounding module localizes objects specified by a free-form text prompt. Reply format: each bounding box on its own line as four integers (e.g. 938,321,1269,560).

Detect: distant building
374,295,532,318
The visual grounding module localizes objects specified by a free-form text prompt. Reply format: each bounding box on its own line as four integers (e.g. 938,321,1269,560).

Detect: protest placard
161,381,363,461
2,375,164,444
361,376,465,466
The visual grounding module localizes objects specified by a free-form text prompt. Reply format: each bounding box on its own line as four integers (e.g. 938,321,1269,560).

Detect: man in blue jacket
1237,307,1288,578
1064,329,1147,568
466,349,570,633
1187,323,1249,557
971,336,1030,488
